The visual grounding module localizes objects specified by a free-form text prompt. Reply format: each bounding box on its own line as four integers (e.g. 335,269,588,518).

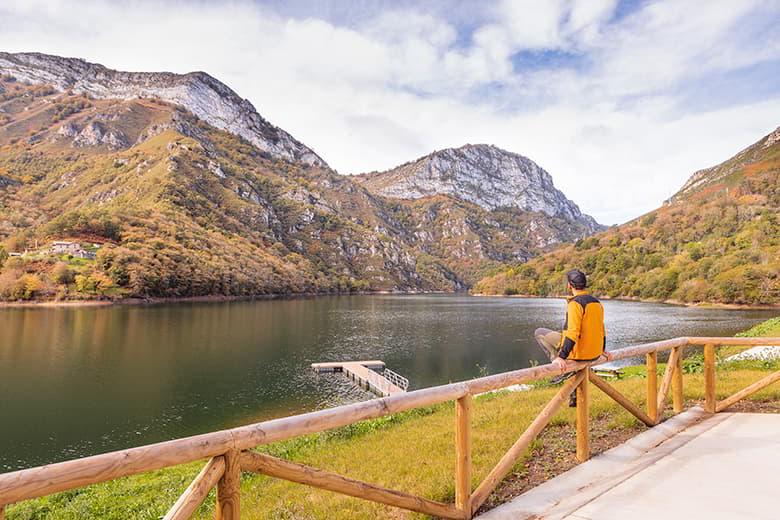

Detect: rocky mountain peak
0,52,326,167
356,143,602,232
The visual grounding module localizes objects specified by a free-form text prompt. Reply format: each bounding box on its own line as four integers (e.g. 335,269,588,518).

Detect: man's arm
559,301,583,359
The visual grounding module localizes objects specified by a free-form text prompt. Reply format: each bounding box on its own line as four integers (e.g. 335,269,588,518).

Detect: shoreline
0,290,454,309
470,292,780,310
2,290,778,310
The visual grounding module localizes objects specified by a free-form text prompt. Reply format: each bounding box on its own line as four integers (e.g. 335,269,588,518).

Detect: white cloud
566,0,619,42
0,0,778,224
496,0,567,49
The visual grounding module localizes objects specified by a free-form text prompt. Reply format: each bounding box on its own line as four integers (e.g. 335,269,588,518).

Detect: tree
21,274,44,300
0,269,22,299
51,262,74,284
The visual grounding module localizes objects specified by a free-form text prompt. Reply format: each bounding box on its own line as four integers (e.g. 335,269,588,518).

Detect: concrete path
478,409,780,520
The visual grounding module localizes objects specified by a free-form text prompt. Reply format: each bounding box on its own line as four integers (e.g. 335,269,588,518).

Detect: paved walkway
478,409,780,520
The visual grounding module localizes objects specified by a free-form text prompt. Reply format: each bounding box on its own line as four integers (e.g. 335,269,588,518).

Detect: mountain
474,127,780,305
0,52,600,301
356,144,601,233
0,52,326,166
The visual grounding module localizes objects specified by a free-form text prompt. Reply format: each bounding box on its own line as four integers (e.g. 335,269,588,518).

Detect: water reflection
0,295,775,470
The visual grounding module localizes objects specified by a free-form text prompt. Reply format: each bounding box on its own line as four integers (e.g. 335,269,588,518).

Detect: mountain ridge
0,52,603,301
356,143,602,234
0,51,327,166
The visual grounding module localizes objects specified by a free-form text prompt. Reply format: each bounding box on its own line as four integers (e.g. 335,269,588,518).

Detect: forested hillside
473,128,780,305
0,55,599,302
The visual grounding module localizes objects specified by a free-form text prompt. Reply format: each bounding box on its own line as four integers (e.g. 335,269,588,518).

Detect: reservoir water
0,294,775,471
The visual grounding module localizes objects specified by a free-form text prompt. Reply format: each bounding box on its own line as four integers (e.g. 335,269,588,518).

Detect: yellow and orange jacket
559,290,606,361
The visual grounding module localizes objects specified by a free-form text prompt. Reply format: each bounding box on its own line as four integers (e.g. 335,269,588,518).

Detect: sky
1,0,779,224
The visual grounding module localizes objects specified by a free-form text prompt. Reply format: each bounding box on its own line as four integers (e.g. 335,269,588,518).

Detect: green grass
7,317,780,519
715,316,780,358
737,317,780,338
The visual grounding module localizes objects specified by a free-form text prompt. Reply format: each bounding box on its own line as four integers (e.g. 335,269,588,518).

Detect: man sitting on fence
534,269,610,406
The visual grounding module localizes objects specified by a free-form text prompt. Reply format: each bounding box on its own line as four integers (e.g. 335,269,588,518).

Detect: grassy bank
7,317,780,520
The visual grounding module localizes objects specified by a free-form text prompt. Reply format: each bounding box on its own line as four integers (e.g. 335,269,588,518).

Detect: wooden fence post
217,450,240,520
455,394,472,517
672,346,684,414
576,369,590,462
704,344,716,413
164,457,226,520
646,352,658,423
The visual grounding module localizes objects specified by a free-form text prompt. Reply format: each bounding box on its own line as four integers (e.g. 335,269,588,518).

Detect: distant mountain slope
0,81,421,297
0,55,603,301
670,127,780,201
474,127,780,305
356,144,602,233
0,52,326,166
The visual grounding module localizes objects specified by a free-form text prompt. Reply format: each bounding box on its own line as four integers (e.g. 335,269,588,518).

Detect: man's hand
552,357,567,372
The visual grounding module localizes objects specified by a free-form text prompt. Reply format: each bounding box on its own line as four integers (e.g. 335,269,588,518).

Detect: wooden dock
312,360,406,397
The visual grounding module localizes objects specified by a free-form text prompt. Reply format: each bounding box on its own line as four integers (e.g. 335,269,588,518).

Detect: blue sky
1,0,779,224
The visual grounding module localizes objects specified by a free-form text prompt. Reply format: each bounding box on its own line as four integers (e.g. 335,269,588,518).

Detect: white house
50,241,82,254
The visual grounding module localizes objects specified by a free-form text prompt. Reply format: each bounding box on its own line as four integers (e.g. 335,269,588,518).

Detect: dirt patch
477,413,644,514
476,401,779,515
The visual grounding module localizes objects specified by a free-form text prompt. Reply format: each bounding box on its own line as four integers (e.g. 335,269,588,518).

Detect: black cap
566,269,587,289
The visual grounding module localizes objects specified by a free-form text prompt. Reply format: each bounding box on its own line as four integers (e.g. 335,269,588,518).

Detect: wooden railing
1,336,779,519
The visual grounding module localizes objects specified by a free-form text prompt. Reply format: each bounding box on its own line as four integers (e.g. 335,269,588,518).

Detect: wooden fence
1,336,779,519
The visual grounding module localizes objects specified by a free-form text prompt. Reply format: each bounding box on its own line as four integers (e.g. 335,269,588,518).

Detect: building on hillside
75,249,96,260
50,241,82,254
50,241,96,259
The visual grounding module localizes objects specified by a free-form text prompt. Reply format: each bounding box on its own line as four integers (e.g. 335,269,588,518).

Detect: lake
0,295,776,471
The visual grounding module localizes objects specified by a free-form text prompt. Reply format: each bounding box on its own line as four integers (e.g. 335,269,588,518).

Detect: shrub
75,271,115,296
51,262,74,284
0,270,45,300
96,246,136,286
74,273,94,294
0,269,23,299
20,274,45,299
45,210,122,241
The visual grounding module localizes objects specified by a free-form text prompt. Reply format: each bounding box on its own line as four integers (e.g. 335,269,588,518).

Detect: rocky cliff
356,144,601,234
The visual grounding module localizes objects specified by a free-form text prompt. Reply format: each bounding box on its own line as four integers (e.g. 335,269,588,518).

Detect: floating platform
312,360,407,397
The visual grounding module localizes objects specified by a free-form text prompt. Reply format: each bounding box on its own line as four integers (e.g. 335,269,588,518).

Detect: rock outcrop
71,121,128,149
356,144,602,233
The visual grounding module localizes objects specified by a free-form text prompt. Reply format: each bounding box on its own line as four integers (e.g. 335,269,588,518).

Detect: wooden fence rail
1,336,778,520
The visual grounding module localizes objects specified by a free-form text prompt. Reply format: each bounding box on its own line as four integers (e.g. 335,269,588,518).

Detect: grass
737,316,780,338
7,316,780,519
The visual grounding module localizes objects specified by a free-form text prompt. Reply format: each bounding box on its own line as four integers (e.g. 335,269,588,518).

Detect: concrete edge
477,407,730,520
